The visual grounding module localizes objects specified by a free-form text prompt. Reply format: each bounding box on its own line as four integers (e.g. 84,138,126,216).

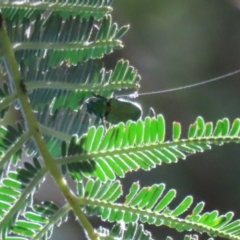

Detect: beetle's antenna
119,68,240,98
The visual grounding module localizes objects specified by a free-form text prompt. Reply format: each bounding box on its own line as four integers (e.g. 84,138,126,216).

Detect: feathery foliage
0,1,239,239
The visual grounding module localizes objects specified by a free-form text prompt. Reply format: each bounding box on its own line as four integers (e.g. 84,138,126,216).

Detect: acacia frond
78,179,240,240
0,0,113,21
6,201,69,239
5,13,128,66
20,59,140,111
59,116,240,181
0,157,46,237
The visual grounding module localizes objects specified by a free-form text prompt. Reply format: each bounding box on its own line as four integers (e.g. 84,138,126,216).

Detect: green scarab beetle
86,94,142,124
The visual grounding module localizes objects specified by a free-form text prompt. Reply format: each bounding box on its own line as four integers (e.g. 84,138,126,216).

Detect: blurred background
8,0,240,239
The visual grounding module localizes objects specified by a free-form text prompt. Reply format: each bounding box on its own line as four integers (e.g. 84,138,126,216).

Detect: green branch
12,41,122,51
26,81,139,92
39,123,72,141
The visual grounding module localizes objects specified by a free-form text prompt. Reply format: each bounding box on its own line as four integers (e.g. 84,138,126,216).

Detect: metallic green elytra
86,94,142,124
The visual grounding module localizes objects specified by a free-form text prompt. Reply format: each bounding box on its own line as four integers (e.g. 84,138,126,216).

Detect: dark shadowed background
35,0,240,239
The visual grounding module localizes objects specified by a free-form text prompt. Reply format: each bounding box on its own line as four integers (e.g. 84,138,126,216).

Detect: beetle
86,93,142,124
85,68,240,125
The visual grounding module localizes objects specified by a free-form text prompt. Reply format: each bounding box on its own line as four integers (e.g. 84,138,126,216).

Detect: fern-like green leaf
1,0,113,21
6,201,69,239
79,179,240,240
5,13,127,66
0,157,46,236
59,116,240,182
